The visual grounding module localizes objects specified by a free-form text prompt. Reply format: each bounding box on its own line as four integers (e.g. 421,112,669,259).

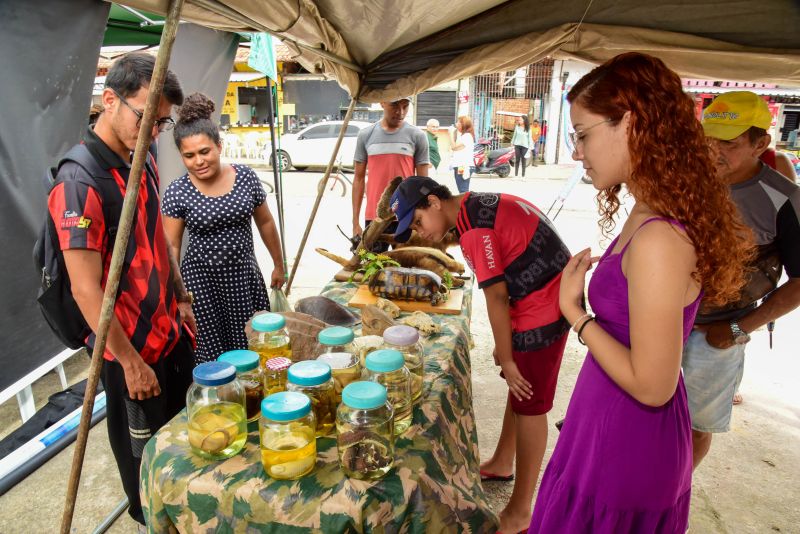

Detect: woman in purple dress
529,53,753,533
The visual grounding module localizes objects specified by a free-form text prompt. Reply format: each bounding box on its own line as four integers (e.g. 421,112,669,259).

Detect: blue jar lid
318,326,354,346
342,381,388,410
288,360,332,386
365,349,404,373
193,361,237,386
251,312,286,332
261,391,311,421
217,350,259,373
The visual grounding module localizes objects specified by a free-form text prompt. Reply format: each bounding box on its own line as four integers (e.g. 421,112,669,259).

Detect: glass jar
264,356,292,396
316,326,360,404
383,325,425,402
286,361,336,437
186,362,247,460
217,349,263,423
365,349,412,435
260,392,317,480
249,312,292,367
336,381,395,480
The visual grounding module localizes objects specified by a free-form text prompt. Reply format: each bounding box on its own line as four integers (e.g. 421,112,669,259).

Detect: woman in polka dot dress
162,93,285,363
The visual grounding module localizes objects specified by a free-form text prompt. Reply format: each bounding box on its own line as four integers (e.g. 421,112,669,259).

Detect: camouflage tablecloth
141,280,499,533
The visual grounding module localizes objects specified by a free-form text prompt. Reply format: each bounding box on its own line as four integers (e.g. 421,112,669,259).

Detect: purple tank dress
529,218,701,533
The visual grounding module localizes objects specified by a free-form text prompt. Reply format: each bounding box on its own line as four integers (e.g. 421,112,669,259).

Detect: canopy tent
118,0,800,101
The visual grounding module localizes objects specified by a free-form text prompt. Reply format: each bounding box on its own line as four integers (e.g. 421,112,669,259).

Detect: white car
272,120,372,171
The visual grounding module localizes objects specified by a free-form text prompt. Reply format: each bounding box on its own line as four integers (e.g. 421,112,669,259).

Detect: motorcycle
472,138,514,178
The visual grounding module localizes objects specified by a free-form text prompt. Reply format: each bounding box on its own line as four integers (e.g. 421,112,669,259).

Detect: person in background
530,119,542,165
162,93,285,364
389,176,571,534
684,91,800,472
47,52,194,529
426,118,441,171
511,115,532,177
537,119,547,162
529,53,751,533
351,96,429,252
450,115,475,193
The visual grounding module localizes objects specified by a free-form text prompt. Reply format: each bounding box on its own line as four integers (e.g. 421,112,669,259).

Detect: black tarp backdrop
0,0,110,392
157,23,240,194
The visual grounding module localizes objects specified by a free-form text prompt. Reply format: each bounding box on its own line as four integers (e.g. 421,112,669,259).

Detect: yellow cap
701,91,772,141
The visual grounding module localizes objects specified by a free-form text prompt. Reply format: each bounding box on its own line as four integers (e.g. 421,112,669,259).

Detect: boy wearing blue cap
390,176,570,533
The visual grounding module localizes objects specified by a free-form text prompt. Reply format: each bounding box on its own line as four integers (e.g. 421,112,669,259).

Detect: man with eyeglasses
47,52,194,529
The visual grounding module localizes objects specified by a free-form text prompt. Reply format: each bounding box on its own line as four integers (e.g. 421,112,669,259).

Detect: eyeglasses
569,118,613,147
111,89,175,132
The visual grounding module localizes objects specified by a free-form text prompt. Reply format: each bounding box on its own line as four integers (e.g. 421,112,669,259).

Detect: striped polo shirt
47,127,180,364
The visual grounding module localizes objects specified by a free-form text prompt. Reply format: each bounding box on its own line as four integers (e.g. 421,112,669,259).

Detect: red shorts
501,333,567,416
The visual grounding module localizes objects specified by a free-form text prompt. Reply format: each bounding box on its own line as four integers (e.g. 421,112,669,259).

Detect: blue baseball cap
390,176,442,243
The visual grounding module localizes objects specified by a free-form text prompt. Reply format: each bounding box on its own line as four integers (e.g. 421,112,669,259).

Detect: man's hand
694,321,734,350
500,359,533,402
121,357,161,400
178,301,197,335
353,221,363,237
270,267,285,289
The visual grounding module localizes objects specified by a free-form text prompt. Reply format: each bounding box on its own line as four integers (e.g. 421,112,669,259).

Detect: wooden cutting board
347,285,464,315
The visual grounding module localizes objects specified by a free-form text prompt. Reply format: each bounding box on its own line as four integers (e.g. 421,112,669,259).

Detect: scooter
473,138,514,178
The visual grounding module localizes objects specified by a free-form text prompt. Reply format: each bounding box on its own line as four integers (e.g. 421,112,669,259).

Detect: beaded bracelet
577,317,595,346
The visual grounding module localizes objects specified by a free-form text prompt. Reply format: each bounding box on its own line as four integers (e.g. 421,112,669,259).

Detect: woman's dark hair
105,52,183,105
416,184,453,208
173,92,221,147
521,115,530,132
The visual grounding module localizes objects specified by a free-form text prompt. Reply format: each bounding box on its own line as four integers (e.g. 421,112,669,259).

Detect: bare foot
480,458,514,481
732,392,743,405
498,506,531,533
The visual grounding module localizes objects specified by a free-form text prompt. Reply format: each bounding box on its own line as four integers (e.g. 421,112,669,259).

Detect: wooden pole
265,77,287,274
285,93,360,295
59,1,185,532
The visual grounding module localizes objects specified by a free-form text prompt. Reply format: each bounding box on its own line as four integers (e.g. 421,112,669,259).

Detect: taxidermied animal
375,297,400,318
368,267,445,305
361,305,398,336
295,296,360,327
317,246,465,287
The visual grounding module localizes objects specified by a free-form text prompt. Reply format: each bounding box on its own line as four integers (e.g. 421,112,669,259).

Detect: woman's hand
499,359,533,402
559,247,599,322
270,267,285,289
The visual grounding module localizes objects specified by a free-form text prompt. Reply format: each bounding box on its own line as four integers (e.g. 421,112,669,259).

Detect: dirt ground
1,165,798,533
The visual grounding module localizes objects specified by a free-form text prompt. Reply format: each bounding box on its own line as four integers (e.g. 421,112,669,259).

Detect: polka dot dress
162,164,270,363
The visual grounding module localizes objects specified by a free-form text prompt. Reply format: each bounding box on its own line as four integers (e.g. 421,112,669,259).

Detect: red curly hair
567,52,753,305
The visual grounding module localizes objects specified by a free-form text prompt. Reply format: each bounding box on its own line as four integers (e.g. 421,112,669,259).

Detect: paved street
1,164,798,532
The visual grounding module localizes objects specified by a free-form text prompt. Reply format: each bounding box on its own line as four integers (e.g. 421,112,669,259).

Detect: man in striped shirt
47,53,194,527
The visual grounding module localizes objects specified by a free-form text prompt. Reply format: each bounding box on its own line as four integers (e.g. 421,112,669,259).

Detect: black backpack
33,144,130,349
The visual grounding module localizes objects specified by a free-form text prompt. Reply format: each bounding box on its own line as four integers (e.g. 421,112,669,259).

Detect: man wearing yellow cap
683,91,800,470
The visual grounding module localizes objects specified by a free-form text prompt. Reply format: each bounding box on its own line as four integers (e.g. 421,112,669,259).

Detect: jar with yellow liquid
249,313,292,367
186,362,247,460
264,356,292,396
315,326,360,404
260,392,316,480
336,381,394,480
365,350,412,435
217,349,263,423
286,361,336,437
382,325,425,403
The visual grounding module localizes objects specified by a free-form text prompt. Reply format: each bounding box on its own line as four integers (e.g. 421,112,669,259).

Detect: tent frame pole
59,1,185,532
285,90,361,295
265,77,287,275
